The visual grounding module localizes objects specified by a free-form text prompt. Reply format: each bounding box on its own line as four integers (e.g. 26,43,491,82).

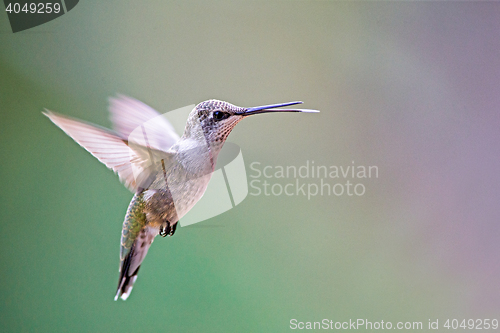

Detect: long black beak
240,101,319,116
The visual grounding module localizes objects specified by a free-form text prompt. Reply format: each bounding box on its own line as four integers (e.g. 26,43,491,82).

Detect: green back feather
120,192,147,263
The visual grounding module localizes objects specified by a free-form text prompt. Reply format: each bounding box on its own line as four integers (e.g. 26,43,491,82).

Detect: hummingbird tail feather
114,241,142,301
115,226,156,301
115,266,140,301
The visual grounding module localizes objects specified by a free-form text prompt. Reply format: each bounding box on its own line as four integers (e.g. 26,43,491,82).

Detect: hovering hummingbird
44,95,318,300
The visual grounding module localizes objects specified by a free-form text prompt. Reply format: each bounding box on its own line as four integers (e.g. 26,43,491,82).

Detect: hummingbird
44,95,318,300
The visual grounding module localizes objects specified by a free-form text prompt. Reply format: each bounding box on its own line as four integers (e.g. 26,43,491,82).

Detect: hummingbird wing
115,192,157,301
109,95,180,152
43,111,171,192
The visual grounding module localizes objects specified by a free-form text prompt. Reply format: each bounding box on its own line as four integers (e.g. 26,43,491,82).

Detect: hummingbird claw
159,222,172,237
169,222,177,236
159,225,167,237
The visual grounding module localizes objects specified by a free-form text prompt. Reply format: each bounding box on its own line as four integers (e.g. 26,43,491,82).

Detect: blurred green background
1,1,499,332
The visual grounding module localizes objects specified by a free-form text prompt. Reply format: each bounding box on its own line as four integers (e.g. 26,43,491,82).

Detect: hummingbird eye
213,111,229,121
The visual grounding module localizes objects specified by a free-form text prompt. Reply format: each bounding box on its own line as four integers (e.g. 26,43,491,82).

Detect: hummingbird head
184,99,318,144
179,99,318,167
183,100,244,146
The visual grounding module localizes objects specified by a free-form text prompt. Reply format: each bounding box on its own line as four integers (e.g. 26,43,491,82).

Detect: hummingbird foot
159,221,177,237
159,223,170,237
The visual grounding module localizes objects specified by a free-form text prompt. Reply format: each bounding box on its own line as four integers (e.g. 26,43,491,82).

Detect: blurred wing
109,95,180,152
44,111,170,192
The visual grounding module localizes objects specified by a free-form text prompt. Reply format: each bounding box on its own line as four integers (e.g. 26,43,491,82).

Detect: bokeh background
1,1,499,332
